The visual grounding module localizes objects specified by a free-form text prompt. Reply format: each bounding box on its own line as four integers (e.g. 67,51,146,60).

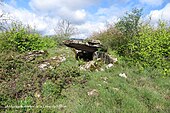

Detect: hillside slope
1,47,170,113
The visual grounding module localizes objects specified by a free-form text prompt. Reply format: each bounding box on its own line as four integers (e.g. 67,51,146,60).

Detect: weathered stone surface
21,50,67,70
87,89,99,96
106,63,114,69
38,62,50,70
64,39,117,65
22,50,48,61
87,39,101,45
38,55,66,70
79,61,96,71
119,73,127,78
93,52,117,64
64,40,101,52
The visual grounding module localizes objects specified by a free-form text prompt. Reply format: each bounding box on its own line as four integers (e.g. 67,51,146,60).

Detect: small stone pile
38,55,66,70
22,50,48,61
21,50,66,70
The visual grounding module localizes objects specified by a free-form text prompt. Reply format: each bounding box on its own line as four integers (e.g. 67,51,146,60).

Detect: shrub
115,8,143,56
41,36,57,49
90,9,169,76
91,27,124,51
91,8,143,56
0,22,56,52
128,21,170,76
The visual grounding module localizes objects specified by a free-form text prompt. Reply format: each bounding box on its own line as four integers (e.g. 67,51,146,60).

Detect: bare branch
54,19,78,38
0,12,15,32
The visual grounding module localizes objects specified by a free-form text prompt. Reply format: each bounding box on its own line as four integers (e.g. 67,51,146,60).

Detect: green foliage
0,7,169,113
0,46,169,113
49,64,83,87
42,80,61,97
0,51,42,111
91,8,169,76
127,21,170,76
51,35,67,46
91,26,125,52
41,36,57,49
0,48,87,112
115,8,142,38
74,63,170,113
91,8,143,56
115,8,143,55
0,22,56,52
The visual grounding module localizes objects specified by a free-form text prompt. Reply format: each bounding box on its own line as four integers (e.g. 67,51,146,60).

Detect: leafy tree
116,8,142,39
131,21,170,76
90,8,169,76
115,8,143,55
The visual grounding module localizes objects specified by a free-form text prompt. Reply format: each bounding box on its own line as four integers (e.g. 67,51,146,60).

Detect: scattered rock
58,55,66,62
87,89,99,96
93,52,118,64
106,63,113,69
64,39,118,65
112,87,119,91
80,60,114,72
58,104,66,110
95,102,100,107
119,73,127,78
95,69,99,72
96,58,101,61
97,84,102,86
100,68,104,71
23,50,48,61
110,57,118,63
49,66,54,69
38,55,66,70
103,81,108,84
51,56,58,60
21,50,67,71
34,91,41,98
38,62,50,70
80,61,96,71
101,77,108,84
101,77,108,81
79,66,85,71
164,95,170,100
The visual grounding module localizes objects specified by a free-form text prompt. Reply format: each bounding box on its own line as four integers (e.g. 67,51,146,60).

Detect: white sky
1,0,170,38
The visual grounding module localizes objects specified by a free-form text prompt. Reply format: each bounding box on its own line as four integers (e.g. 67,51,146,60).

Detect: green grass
0,47,170,113
72,69,169,113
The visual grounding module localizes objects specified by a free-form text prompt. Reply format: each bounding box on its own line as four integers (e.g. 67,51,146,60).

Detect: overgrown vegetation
91,8,170,76
0,22,57,52
0,7,170,113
